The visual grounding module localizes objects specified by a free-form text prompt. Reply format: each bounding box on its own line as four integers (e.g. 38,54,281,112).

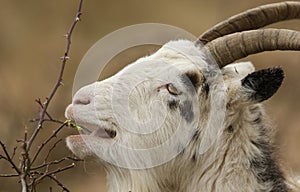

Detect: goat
65,2,300,192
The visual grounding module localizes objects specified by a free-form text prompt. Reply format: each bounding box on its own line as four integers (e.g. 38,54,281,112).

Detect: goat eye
166,83,179,95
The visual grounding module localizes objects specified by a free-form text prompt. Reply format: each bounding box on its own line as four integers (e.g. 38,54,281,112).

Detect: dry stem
0,0,84,191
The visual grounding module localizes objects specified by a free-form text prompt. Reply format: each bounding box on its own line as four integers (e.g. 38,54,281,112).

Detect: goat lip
90,128,111,138
76,122,117,138
78,125,92,135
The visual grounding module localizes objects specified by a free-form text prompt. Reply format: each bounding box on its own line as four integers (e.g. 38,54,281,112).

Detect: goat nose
73,96,91,105
72,83,96,105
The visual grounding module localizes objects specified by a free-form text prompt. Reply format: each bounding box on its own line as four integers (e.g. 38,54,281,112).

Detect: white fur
66,40,296,192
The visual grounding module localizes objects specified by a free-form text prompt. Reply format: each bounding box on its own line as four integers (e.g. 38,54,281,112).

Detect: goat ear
241,67,284,102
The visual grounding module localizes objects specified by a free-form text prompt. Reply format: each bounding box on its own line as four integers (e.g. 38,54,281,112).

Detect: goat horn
198,1,300,45
202,29,300,68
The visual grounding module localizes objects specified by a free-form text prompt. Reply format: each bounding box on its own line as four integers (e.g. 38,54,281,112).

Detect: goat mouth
92,127,117,138
78,124,117,139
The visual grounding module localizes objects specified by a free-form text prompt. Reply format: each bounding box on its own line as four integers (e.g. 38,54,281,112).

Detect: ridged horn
202,29,300,68
198,1,300,45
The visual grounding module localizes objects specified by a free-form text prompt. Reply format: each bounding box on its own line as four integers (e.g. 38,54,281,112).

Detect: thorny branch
35,163,75,183
31,123,66,166
0,141,21,174
0,173,19,177
44,139,63,162
27,0,84,151
0,0,84,191
47,175,70,192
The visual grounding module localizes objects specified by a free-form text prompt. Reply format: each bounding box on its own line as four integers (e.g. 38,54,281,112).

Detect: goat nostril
73,97,91,105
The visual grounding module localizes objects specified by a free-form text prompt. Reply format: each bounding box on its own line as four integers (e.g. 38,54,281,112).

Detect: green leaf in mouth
64,119,83,131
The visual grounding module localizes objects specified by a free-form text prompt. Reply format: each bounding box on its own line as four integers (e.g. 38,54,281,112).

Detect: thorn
60,56,70,60
60,81,64,86
63,34,69,38
75,17,80,22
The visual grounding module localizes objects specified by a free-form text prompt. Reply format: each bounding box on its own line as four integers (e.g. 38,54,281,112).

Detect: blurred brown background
0,0,299,191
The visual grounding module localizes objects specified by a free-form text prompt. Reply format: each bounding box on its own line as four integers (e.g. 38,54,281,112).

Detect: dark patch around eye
168,99,179,110
181,72,200,93
185,72,200,88
179,100,194,123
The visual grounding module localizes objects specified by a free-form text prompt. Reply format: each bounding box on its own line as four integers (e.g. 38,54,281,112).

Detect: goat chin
66,135,92,159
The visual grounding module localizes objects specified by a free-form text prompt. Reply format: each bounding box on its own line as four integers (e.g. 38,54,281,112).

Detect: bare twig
30,118,65,125
44,139,63,162
0,0,84,191
11,146,17,160
21,175,28,192
0,141,21,174
35,98,54,121
0,154,8,161
21,174,29,192
21,126,30,192
31,156,82,170
31,123,66,166
47,175,71,192
35,163,75,183
27,0,84,151
0,173,19,177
